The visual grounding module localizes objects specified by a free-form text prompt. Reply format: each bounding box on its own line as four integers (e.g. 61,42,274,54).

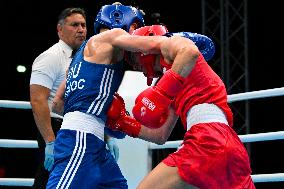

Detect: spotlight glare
17,65,26,73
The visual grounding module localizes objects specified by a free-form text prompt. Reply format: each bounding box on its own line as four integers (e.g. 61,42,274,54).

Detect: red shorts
162,122,255,189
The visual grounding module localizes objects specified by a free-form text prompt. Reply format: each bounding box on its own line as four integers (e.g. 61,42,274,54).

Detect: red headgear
131,25,169,86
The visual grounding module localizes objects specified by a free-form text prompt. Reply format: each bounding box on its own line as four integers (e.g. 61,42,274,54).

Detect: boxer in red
106,25,255,189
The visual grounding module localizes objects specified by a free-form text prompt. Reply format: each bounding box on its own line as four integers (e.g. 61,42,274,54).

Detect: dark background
1,0,284,188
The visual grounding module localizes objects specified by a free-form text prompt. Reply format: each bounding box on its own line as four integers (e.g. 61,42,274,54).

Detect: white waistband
186,103,228,131
61,111,104,140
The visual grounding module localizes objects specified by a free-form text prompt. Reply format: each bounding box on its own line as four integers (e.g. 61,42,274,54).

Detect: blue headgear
94,4,145,34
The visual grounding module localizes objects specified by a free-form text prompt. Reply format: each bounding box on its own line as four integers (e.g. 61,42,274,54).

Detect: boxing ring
1,74,284,187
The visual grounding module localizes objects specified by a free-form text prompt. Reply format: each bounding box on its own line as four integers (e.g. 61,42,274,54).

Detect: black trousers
32,117,62,189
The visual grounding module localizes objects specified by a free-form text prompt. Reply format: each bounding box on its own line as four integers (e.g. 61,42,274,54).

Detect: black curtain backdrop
1,1,283,188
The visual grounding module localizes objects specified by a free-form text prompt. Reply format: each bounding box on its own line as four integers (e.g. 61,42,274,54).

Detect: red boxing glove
132,69,185,128
106,93,141,138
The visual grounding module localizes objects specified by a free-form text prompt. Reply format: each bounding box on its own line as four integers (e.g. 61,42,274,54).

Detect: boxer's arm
108,107,178,144
138,106,178,144
161,36,200,78
106,93,178,144
111,28,167,54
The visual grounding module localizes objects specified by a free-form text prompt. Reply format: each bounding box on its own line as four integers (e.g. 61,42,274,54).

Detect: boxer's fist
132,87,171,128
107,93,127,120
106,93,141,137
132,69,184,128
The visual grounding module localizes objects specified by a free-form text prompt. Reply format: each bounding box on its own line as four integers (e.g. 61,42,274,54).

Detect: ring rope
227,87,284,102
148,131,284,149
0,100,31,109
1,131,284,185
251,173,284,182
0,178,34,187
0,100,62,118
0,139,38,148
1,130,284,149
1,87,284,110
1,173,284,186
1,87,284,186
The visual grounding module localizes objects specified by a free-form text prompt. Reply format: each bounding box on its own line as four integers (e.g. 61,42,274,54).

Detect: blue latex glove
106,138,119,162
44,141,54,172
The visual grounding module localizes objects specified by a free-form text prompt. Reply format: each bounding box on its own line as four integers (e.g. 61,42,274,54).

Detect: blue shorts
47,129,127,189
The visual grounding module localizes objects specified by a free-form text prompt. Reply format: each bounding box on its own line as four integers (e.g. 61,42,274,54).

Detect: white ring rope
252,173,284,183
0,139,38,148
0,178,34,187
0,100,62,118
0,100,31,109
227,87,284,102
1,87,284,109
0,173,283,186
148,131,284,150
1,131,283,149
1,87,284,185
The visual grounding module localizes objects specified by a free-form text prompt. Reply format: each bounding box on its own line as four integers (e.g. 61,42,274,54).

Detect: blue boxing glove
104,127,126,139
106,138,119,162
44,141,54,172
168,32,215,61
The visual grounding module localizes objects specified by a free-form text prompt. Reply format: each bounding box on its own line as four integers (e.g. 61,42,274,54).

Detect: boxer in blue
46,3,144,189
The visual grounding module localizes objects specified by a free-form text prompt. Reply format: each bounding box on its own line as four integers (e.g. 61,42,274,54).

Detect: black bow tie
70,50,77,58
